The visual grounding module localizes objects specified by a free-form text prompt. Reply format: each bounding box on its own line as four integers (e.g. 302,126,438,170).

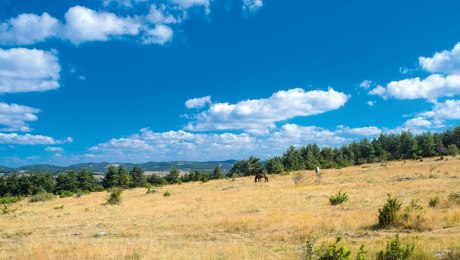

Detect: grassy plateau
1,157,459,259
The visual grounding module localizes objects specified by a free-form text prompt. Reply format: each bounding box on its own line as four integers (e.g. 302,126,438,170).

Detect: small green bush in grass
329,192,348,206
106,188,123,205
317,236,351,260
378,194,402,228
29,192,54,203
376,234,414,260
429,196,440,207
163,191,171,197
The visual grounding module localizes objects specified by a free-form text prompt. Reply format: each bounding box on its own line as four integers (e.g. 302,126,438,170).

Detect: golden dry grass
1,157,460,259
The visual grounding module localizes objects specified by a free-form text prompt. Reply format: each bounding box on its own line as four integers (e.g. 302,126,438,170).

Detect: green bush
317,236,351,260
163,191,171,197
0,196,23,204
356,244,368,260
106,188,123,205
1,205,16,215
429,196,440,207
29,192,54,203
399,200,428,231
376,234,414,260
378,195,402,228
329,192,349,206
58,190,74,198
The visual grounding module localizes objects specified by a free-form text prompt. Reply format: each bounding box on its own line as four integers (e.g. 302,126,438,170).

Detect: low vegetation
329,192,349,206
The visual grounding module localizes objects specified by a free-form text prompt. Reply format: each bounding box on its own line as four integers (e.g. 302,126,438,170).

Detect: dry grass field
1,157,460,259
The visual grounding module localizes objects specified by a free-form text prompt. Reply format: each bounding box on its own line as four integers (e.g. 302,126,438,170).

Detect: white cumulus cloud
0,133,71,145
185,96,211,109
0,48,60,93
419,42,460,75
142,24,174,45
369,74,460,100
185,88,349,132
0,12,60,45
64,6,141,44
0,102,40,132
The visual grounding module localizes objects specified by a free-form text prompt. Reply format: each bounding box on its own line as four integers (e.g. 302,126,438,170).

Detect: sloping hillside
0,157,459,259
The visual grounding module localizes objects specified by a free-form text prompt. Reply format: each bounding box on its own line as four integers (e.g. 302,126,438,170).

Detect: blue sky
1,0,460,167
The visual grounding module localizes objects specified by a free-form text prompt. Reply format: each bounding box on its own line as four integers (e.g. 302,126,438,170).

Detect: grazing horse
255,173,269,183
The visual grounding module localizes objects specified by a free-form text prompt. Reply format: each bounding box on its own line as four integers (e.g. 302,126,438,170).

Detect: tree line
228,126,460,176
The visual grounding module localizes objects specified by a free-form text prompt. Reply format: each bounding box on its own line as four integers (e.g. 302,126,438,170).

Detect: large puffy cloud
0,103,40,132
0,12,60,45
185,88,349,132
0,6,141,45
369,42,460,100
419,42,460,75
0,133,71,145
420,99,460,121
88,124,348,162
0,48,60,93
369,74,460,100
64,6,140,44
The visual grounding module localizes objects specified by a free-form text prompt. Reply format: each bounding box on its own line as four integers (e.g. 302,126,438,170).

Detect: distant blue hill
0,160,237,175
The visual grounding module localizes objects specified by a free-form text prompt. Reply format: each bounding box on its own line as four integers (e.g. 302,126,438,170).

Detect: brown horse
254,173,269,183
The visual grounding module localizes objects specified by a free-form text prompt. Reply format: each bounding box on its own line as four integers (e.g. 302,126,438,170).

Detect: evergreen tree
265,157,285,174
447,144,459,156
103,165,119,188
211,166,222,179
55,171,79,194
282,146,304,171
417,133,436,157
77,170,97,192
118,165,132,188
166,167,181,184
130,166,146,188
399,131,418,159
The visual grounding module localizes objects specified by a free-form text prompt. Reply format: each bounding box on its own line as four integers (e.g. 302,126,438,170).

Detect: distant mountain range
0,160,237,175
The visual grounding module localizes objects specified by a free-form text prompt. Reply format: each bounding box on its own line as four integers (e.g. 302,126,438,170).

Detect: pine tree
130,166,146,188
118,165,132,188
166,167,181,184
211,166,222,179
77,170,97,192
103,165,119,188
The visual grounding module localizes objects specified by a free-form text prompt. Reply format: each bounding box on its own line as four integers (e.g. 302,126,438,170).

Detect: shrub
54,205,64,210
106,188,123,205
378,195,402,228
1,205,16,215
429,196,440,207
329,192,349,206
317,236,351,260
292,172,305,185
356,244,368,260
29,192,54,203
163,191,171,197
0,196,23,204
398,200,429,231
376,234,414,260
58,190,74,198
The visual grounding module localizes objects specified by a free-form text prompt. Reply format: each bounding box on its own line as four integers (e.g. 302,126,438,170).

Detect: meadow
1,157,459,259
